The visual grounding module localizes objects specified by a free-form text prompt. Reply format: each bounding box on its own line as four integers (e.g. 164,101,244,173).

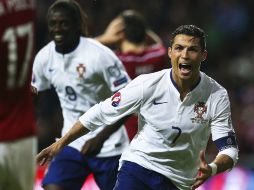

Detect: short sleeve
79,76,143,131
31,50,51,92
98,49,131,93
211,92,234,140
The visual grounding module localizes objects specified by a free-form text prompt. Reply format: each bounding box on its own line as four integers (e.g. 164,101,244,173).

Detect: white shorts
0,136,37,190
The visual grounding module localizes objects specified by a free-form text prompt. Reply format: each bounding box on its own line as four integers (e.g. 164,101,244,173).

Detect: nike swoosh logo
153,100,168,105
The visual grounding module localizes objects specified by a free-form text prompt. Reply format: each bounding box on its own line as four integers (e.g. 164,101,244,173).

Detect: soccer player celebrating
36,24,239,190
31,0,130,190
0,0,37,190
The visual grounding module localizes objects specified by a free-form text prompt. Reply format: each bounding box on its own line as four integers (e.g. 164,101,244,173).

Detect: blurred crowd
34,0,254,166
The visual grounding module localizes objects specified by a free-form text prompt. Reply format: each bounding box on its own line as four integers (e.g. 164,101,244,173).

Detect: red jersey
116,44,168,139
116,44,168,79
0,0,36,141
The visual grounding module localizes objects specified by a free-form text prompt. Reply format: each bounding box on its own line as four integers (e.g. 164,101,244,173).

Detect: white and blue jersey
32,37,130,157
79,69,238,190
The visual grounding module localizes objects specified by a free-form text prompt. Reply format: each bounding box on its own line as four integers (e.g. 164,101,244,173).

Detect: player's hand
31,85,38,95
96,17,124,44
191,150,212,190
81,136,104,156
36,142,62,166
104,17,124,42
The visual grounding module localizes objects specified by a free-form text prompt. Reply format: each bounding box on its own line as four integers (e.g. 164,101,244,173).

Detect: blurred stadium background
34,0,254,189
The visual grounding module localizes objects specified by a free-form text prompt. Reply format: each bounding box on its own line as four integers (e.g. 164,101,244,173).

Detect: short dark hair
170,25,206,51
120,10,147,44
47,0,88,36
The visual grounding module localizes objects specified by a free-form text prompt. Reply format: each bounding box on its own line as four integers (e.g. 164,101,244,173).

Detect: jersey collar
170,69,201,93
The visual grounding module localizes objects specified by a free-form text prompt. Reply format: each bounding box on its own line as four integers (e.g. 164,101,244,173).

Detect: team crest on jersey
191,102,208,124
111,92,121,107
76,63,86,80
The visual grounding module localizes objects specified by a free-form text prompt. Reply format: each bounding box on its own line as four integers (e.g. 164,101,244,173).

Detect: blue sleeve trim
214,134,238,151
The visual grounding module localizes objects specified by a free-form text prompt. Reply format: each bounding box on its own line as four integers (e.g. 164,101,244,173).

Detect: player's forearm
146,29,162,45
95,34,121,46
96,115,129,142
211,154,234,174
58,121,90,147
95,35,109,45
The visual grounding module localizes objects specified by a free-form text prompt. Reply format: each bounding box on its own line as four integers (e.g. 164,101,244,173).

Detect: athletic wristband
208,163,217,176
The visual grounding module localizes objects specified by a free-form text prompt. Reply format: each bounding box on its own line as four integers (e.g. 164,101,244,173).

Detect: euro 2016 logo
111,92,121,107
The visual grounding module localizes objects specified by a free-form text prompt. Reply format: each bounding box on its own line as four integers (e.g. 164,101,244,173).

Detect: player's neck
55,37,80,55
178,83,192,101
120,41,146,54
172,74,200,101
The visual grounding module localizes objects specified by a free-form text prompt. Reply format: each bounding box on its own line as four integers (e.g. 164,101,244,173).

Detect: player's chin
54,40,64,48
178,71,193,79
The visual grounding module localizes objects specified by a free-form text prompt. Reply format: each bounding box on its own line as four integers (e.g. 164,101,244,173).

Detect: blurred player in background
96,9,168,140
96,9,167,79
31,0,130,190
0,0,37,190
36,24,239,190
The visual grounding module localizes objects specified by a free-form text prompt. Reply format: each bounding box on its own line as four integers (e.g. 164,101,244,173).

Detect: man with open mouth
36,25,239,190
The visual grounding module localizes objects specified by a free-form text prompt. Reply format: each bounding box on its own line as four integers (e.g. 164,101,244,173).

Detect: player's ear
202,50,207,62
168,47,172,58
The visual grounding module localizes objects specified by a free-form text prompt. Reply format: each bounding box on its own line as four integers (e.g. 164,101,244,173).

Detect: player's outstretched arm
36,121,90,165
191,150,234,190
